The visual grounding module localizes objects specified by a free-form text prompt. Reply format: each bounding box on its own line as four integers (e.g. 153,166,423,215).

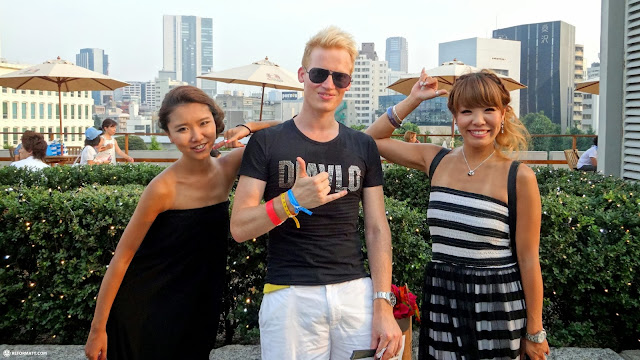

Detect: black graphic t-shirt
239,119,384,285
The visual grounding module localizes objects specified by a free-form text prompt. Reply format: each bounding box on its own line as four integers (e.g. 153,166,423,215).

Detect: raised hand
290,157,348,209
410,68,447,100
213,126,249,150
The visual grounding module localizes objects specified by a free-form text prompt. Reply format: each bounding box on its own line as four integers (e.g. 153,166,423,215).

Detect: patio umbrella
575,78,600,95
198,57,303,120
388,60,527,148
388,60,527,96
0,57,129,148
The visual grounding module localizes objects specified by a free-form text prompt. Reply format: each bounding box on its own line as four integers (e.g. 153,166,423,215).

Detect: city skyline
0,0,602,93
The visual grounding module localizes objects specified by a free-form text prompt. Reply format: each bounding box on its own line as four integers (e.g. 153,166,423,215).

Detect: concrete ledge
1,344,633,360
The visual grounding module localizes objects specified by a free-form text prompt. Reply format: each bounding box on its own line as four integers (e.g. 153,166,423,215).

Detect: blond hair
447,70,530,156
302,26,358,72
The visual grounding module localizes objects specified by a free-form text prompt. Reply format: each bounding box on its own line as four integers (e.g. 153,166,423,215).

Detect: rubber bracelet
236,124,252,134
280,193,300,228
265,199,283,226
287,189,312,215
386,106,401,128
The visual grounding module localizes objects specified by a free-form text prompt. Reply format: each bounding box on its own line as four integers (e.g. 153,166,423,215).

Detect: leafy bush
115,135,147,151
0,164,164,189
1,165,639,350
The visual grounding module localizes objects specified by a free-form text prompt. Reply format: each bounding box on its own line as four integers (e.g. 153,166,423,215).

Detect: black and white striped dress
419,186,527,360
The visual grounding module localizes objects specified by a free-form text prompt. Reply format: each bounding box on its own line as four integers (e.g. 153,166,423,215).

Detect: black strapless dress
106,201,229,360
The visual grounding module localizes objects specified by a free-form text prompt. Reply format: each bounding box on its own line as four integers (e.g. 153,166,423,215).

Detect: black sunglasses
304,67,352,89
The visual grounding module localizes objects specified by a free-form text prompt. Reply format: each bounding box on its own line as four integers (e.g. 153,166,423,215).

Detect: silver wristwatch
525,329,547,343
373,291,397,306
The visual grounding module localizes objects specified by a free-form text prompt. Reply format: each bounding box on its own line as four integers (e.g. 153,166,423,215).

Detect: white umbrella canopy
198,57,303,120
388,60,527,96
575,78,600,95
0,57,130,144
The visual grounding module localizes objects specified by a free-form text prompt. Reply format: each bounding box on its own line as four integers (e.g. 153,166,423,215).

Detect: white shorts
259,277,373,360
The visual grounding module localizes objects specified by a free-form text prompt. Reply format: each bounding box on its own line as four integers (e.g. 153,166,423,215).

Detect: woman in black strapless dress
84,86,280,360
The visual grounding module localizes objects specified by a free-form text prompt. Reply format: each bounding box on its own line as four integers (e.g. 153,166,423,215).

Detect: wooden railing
1,131,596,166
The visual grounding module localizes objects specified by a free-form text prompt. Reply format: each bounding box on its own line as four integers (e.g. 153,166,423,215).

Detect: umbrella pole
259,84,265,121
58,83,64,153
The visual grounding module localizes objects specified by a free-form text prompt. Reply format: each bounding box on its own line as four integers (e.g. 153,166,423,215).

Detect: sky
0,0,602,93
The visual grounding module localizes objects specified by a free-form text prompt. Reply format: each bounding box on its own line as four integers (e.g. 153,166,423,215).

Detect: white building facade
344,54,389,126
439,37,521,117
1,63,95,147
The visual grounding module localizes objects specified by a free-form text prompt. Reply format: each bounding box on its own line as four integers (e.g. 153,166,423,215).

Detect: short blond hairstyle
302,26,358,73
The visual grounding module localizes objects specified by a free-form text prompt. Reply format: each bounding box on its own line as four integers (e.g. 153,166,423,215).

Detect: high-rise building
360,43,378,61
76,48,109,105
581,61,600,132
344,50,388,126
573,45,585,129
439,37,521,117
385,37,408,73
494,21,576,132
162,15,216,98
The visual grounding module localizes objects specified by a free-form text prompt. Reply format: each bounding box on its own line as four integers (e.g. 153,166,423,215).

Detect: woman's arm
365,70,445,172
84,179,172,360
113,140,134,162
515,165,550,360
216,120,282,179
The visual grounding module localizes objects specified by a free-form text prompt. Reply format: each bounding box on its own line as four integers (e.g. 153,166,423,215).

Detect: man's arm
230,157,347,242
363,186,402,360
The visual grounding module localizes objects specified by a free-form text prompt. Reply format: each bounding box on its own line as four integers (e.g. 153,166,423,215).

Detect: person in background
366,69,549,360
97,118,134,164
577,136,598,172
403,131,420,143
10,131,49,170
80,128,110,165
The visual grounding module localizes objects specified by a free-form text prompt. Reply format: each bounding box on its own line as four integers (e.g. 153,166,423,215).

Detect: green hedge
1,165,639,350
383,165,640,350
0,164,164,189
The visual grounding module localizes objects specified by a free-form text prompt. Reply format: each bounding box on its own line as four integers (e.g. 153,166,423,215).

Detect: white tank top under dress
419,148,527,360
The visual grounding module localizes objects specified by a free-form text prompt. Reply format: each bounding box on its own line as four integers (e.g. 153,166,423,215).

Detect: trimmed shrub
1,165,639,350
0,164,164,189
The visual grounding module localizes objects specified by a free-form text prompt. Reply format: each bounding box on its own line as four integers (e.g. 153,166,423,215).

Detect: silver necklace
461,148,495,176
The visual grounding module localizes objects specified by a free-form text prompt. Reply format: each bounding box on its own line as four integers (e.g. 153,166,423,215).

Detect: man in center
230,26,402,359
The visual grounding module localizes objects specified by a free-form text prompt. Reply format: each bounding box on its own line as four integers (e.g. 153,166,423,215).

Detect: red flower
391,284,420,322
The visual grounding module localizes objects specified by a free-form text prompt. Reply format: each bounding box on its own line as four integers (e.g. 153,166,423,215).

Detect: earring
501,121,504,134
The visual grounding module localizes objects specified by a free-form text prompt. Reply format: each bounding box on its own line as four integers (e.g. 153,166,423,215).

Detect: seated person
10,131,50,170
80,128,111,165
577,136,598,172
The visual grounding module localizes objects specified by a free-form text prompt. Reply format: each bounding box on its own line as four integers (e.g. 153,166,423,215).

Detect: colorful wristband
287,189,312,216
386,106,401,128
265,199,283,226
280,193,300,228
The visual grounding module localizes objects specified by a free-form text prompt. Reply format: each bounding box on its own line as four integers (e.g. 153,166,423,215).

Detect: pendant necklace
461,148,495,176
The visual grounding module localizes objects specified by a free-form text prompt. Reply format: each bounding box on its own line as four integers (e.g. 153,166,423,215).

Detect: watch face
389,293,397,307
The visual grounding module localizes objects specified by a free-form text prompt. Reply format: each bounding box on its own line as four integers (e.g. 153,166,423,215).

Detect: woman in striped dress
366,70,550,360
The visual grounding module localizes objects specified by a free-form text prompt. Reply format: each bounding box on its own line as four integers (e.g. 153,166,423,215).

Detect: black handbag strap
507,161,521,256
428,148,452,179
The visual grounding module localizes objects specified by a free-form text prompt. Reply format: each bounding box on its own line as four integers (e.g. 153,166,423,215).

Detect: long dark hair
101,118,118,131
158,86,225,135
